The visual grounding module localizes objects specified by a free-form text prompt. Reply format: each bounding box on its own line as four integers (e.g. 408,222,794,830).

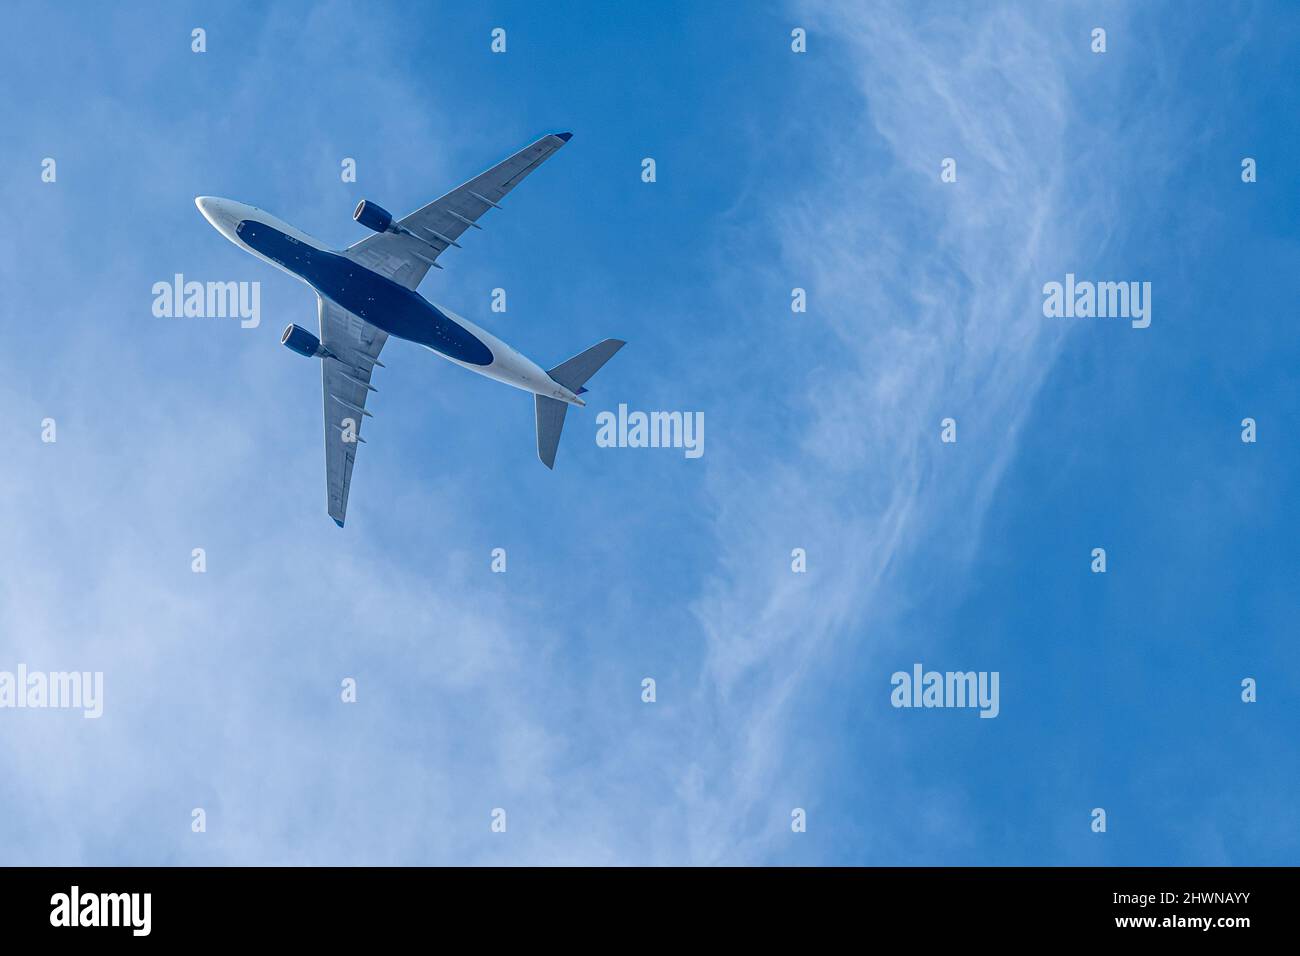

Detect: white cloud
679,0,1131,862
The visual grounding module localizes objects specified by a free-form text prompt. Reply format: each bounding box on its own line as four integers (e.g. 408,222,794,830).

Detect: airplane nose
195,195,220,224
196,196,238,235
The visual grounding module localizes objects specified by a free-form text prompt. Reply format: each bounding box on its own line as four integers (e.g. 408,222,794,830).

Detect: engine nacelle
281,323,328,358
353,199,394,234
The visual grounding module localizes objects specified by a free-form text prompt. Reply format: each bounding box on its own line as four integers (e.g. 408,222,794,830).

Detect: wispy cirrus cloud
680,0,1137,862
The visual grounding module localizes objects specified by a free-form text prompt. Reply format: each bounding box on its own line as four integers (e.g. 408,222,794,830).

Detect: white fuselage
195,196,584,406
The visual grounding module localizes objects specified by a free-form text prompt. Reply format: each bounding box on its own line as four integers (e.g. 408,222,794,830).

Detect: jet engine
281,323,331,359
353,199,394,234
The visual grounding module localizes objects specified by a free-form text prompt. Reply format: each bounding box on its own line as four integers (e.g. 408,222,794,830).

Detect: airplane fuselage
196,197,583,405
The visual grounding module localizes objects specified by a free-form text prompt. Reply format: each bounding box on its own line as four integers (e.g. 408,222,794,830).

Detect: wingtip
554,131,573,142
332,517,345,528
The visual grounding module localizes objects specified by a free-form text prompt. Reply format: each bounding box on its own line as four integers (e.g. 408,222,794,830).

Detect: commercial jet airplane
196,131,623,526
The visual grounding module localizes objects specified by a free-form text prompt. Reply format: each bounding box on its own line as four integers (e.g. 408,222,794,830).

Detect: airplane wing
317,295,387,526
344,131,573,290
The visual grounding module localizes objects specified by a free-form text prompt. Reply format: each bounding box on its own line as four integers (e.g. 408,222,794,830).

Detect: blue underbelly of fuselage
236,220,493,366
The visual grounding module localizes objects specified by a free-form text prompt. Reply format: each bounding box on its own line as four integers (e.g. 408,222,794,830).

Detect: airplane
195,131,623,527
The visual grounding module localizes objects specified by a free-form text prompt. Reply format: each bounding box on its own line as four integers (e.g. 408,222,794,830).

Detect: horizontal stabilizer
547,339,626,392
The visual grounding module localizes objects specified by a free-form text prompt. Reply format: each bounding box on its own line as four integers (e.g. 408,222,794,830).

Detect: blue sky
0,0,1295,865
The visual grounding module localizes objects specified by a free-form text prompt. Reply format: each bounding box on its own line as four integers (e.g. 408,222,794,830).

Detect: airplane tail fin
534,396,569,470
535,339,626,469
